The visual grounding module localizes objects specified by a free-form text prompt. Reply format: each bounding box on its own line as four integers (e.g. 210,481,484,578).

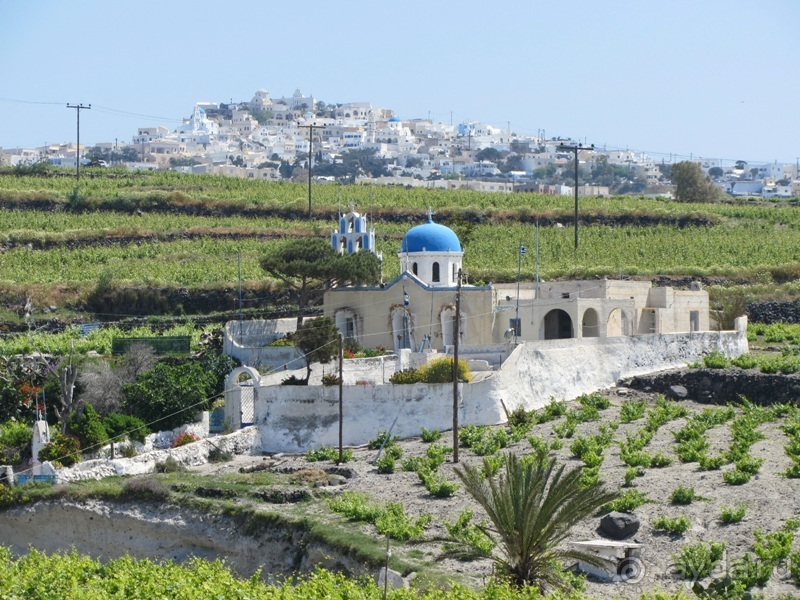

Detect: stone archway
607,308,627,337
582,308,600,338
391,307,415,353
224,366,261,429
542,309,573,340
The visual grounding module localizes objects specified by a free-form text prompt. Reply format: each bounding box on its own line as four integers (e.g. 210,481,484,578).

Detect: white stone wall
255,325,748,453
50,427,261,483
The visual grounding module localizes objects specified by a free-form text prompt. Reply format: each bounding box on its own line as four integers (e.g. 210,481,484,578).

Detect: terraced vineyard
1,168,799,319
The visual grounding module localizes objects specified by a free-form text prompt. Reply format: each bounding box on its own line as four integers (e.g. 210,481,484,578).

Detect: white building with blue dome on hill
324,207,711,355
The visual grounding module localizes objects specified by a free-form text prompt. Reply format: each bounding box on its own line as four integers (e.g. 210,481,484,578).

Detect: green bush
443,510,495,559
620,399,647,423
702,351,729,369
103,413,149,444
0,420,31,464
38,433,81,467
731,353,759,369
507,405,534,430
753,528,794,564
732,553,773,589
577,393,610,410
534,398,567,423
123,358,222,431
674,541,725,580
375,454,396,474
69,404,109,453
720,504,746,524
649,452,673,468
388,368,422,384
305,447,353,463
420,427,442,443
418,357,472,383
367,429,399,450
723,468,752,485
419,468,459,497
653,514,691,536
328,492,431,541
698,454,726,470
321,373,341,386
605,489,649,513
671,486,696,505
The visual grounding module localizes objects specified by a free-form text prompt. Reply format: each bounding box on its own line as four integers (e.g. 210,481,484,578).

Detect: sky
1,0,798,165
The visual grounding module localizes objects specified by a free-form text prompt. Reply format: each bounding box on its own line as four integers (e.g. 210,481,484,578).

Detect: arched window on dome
412,262,418,276
432,262,440,283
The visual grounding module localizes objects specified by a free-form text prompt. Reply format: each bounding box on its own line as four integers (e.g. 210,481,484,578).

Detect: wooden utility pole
66,103,91,182
298,123,319,215
452,268,462,463
557,143,594,249
338,333,344,464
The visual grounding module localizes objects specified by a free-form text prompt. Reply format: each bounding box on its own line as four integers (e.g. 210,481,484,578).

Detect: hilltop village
2,87,799,199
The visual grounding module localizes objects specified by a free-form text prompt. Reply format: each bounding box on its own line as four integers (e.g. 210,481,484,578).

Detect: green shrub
443,510,495,559
606,489,649,513
419,468,459,498
418,357,472,383
103,413,149,444
38,433,81,467
470,429,508,456
653,514,691,536
723,468,752,485
699,454,726,470
674,541,725,580
0,484,29,508
425,443,449,469
119,443,138,458
732,553,773,589
535,398,567,423
720,504,746,524
171,432,199,448
649,452,673,468
420,427,442,443
69,403,109,453
367,429,399,450
671,486,696,505
702,351,729,369
0,420,31,464
375,454,396,474
731,353,759,369
329,492,431,541
734,455,763,475
620,399,647,423
753,528,794,564
624,466,643,487
577,393,610,410
321,373,341,386
155,456,185,473
388,368,422,384
507,405,534,430
305,447,353,463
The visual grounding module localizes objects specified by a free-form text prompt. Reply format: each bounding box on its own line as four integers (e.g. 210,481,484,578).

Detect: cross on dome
427,206,435,222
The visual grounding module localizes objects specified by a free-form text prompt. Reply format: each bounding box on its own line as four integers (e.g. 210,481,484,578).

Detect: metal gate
240,384,255,427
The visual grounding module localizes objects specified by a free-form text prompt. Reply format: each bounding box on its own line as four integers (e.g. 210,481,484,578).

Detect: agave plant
455,452,618,591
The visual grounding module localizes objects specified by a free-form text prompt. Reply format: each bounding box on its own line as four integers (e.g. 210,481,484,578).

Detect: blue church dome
401,218,462,253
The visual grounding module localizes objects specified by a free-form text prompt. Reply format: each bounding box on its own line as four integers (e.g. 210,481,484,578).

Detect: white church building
323,208,710,354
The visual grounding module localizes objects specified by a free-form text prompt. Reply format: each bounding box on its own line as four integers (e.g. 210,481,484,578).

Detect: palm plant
454,452,618,590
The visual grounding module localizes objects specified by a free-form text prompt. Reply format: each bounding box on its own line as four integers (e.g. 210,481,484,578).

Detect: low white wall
254,325,747,453
256,378,502,453
495,326,748,414
223,320,305,371
50,427,261,483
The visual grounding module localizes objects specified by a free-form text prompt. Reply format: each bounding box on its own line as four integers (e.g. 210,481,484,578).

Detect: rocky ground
188,380,800,598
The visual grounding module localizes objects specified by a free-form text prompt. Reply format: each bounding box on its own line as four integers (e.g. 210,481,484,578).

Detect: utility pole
452,268,462,463
338,333,344,464
66,103,91,181
557,143,594,249
298,123,319,215
515,242,526,345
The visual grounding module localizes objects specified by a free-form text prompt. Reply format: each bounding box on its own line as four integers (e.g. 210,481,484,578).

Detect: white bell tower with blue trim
331,202,381,259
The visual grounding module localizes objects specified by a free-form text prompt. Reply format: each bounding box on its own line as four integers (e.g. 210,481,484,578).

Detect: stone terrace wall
625,368,800,405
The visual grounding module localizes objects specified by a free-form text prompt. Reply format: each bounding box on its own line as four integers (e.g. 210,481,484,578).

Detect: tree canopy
671,161,721,202
293,317,339,382
260,238,381,327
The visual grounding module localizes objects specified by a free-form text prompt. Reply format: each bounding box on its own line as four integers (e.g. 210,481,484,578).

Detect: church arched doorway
607,308,627,337
582,308,600,338
391,307,414,353
542,309,573,340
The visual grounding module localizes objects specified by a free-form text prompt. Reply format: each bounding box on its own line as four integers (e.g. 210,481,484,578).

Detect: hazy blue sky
2,0,798,164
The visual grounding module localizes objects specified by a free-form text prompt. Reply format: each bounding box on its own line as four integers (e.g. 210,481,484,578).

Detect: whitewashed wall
255,320,748,453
